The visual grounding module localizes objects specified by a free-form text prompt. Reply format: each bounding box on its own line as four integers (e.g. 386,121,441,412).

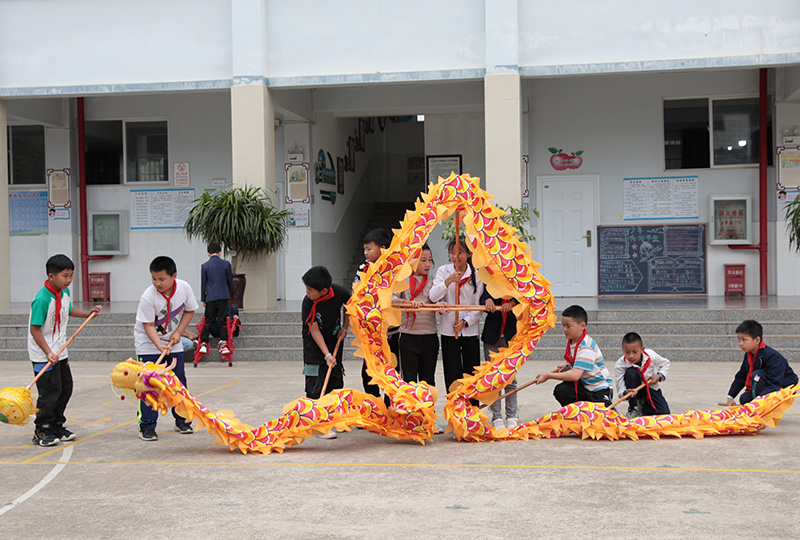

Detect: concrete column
231,84,276,309
0,100,9,310
484,73,522,208
484,0,522,208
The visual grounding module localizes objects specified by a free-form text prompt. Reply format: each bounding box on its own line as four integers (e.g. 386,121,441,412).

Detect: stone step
0,347,360,363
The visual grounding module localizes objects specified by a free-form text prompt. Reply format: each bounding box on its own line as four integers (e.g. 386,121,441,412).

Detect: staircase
345,201,415,285
2,307,798,364
530,307,800,363
0,311,356,364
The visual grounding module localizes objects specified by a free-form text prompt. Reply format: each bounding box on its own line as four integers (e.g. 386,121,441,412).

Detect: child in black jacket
723,319,798,406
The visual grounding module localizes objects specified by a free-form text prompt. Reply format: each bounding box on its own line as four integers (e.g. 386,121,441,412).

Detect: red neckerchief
157,282,177,333
499,299,510,335
745,341,767,391
564,329,587,398
406,274,428,329
43,280,63,338
634,351,655,409
305,287,335,328
458,273,471,288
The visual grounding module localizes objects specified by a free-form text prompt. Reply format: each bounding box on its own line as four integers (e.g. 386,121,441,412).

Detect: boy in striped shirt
533,305,613,407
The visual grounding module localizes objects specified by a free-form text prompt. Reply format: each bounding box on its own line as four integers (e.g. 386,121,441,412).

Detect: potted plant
785,195,800,252
184,185,291,307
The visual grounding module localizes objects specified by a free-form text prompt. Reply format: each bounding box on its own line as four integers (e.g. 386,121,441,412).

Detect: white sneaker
197,343,209,355
492,418,505,429
506,417,519,429
316,428,338,439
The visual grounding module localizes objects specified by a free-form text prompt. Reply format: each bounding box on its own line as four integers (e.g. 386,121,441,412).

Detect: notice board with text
597,223,707,296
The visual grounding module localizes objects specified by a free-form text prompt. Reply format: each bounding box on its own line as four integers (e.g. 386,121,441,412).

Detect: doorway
536,175,598,297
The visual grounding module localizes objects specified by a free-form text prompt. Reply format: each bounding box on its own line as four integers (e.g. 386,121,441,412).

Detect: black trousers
553,380,612,407
33,359,73,429
399,333,439,386
623,366,670,414
201,299,229,343
440,335,481,393
306,362,344,399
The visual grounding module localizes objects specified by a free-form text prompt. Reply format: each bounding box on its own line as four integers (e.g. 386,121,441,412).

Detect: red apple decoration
567,150,583,169
548,148,570,170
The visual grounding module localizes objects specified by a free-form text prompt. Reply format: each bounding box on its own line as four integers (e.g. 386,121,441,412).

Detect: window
86,120,168,184
664,97,772,170
7,125,46,184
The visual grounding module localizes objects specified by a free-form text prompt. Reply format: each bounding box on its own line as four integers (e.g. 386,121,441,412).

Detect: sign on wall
173,162,191,188
47,169,71,208
777,146,800,189
427,155,462,183
285,163,310,203
130,188,195,229
623,176,698,220
9,191,48,236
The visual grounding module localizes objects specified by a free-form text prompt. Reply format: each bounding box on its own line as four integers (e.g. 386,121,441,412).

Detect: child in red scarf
28,254,102,446
614,332,670,417
394,244,440,386
723,319,798,406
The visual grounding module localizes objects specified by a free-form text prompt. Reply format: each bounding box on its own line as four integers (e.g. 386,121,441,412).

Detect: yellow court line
19,381,239,464
2,460,799,475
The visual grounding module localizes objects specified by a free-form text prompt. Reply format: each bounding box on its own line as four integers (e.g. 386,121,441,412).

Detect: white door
536,175,597,297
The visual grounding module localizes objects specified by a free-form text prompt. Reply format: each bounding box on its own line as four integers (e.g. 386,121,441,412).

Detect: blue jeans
484,337,518,420
137,351,189,431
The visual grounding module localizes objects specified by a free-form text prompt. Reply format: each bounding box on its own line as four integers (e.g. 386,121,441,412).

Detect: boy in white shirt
134,256,199,441
614,332,671,417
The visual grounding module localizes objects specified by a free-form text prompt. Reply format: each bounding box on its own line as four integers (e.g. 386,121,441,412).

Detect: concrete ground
1,358,798,540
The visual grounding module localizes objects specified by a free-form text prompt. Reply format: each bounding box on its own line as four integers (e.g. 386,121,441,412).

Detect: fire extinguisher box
89,272,111,302
724,264,745,297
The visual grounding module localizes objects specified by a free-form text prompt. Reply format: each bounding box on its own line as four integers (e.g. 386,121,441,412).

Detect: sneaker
506,417,519,429
492,418,505,429
197,343,209,355
57,426,77,442
139,429,158,441
316,428,338,439
174,423,194,434
219,342,231,356
32,425,60,447
626,406,640,419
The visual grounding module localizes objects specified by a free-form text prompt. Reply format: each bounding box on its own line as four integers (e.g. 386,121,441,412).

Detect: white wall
80,92,233,302
527,68,776,295
519,1,800,72
9,126,76,302
306,112,378,287
0,0,232,90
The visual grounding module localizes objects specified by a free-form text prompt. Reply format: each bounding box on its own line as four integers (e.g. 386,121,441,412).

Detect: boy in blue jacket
723,319,798,406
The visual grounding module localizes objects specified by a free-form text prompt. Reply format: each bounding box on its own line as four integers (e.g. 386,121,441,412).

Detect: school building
2,1,800,309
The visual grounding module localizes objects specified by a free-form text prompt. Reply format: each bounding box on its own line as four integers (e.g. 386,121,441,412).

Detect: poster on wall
47,169,71,208
173,162,191,188
777,146,800,189
9,191,48,236
130,188,195,229
623,176,698,220
427,155,462,183
285,163,310,203
288,208,310,227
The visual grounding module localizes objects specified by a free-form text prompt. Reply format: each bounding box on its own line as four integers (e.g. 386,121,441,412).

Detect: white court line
0,446,73,516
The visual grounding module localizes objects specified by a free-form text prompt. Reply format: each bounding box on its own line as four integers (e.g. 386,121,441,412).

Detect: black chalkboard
597,224,707,296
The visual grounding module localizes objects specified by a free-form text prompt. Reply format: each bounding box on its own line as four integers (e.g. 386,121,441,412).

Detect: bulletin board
598,223,707,296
